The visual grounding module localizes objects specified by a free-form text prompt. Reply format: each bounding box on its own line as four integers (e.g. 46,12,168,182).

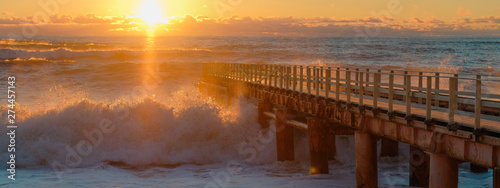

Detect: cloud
424,17,444,24
361,16,383,23
457,7,471,15
410,17,423,23
73,14,115,24
0,16,35,25
0,14,499,36
454,16,500,24
50,14,73,24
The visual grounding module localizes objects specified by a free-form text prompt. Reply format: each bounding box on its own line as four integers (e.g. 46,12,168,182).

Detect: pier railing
202,63,500,132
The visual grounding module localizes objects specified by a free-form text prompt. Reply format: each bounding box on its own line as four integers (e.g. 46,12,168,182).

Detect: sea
0,36,499,187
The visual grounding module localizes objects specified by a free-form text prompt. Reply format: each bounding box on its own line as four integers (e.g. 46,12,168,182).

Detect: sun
138,0,163,25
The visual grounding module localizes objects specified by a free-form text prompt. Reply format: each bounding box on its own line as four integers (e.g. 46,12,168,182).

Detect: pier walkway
200,63,500,187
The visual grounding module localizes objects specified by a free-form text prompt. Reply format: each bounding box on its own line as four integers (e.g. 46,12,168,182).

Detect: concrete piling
494,168,500,188
355,131,378,188
409,146,429,187
308,118,329,174
276,108,294,161
258,102,272,129
429,153,458,188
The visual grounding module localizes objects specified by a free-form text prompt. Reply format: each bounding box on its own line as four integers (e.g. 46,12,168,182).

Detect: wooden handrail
202,63,500,130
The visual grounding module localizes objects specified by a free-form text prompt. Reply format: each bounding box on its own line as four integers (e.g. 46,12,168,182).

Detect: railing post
403,71,408,102
247,64,251,82
253,64,257,83
388,71,394,114
252,64,256,82
435,73,440,107
336,68,340,102
274,65,278,87
233,64,236,80
359,72,364,106
346,68,351,105
320,67,324,89
475,75,482,137
418,72,423,104
245,64,248,81
300,66,304,93
285,65,291,90
355,68,359,86
365,69,370,87
280,65,284,88
255,64,259,83
326,68,331,98
307,67,311,95
373,71,380,112
246,64,250,82
406,74,412,121
426,76,432,129
240,64,244,81
227,64,230,80
316,68,320,96
454,74,459,110
312,66,316,89
264,64,268,85
293,66,297,91
248,64,251,82
448,76,458,129
247,64,250,81
257,64,261,84
234,63,237,81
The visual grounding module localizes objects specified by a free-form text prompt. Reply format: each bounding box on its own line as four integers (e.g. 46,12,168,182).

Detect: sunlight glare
138,0,163,25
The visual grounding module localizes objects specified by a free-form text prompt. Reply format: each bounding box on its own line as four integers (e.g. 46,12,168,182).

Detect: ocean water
0,36,499,187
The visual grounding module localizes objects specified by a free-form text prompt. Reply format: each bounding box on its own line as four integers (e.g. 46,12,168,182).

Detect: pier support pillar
327,129,337,160
276,109,294,161
258,102,272,129
494,168,500,188
429,153,458,188
380,138,399,157
355,131,378,188
470,163,488,174
409,146,429,187
307,118,329,174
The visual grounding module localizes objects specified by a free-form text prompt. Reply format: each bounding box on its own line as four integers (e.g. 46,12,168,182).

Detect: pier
199,63,500,187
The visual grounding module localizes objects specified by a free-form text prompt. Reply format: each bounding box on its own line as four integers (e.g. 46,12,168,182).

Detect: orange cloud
2,12,13,16
423,17,444,24
0,16,35,25
73,14,115,24
0,14,499,37
410,17,423,23
454,16,500,24
50,15,73,24
457,7,471,15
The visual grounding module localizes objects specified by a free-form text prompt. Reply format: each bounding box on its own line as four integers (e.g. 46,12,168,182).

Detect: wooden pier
199,63,500,187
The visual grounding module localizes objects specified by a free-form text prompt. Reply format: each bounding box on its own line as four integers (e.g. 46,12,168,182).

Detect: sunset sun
138,0,163,25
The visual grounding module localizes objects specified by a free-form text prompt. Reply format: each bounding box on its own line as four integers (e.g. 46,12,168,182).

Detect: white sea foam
0,91,283,168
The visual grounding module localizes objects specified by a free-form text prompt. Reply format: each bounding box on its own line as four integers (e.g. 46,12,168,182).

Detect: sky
0,0,499,36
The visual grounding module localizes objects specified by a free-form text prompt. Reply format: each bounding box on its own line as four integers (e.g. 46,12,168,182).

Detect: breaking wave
0,91,279,168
